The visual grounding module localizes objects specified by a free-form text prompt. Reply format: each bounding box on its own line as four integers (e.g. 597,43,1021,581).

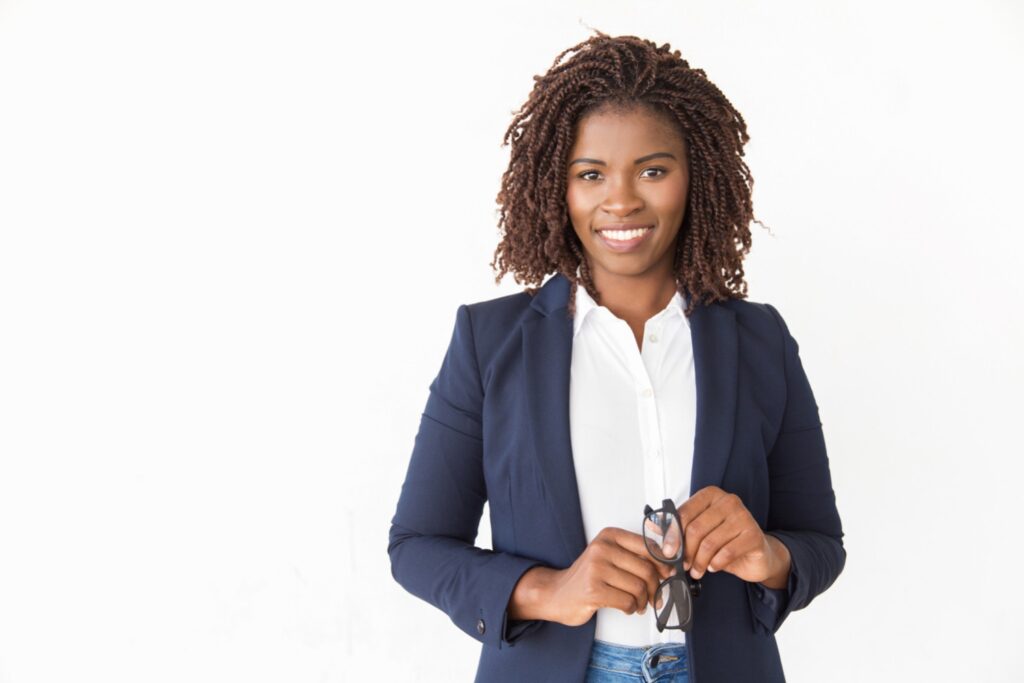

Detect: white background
1,1,1021,681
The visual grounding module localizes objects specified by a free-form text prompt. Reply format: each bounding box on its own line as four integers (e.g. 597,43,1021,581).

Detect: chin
596,261,657,277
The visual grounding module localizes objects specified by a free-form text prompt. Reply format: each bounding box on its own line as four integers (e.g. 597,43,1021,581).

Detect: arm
745,303,846,636
387,304,548,649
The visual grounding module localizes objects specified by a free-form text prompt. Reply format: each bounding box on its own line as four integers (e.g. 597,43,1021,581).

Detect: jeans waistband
587,639,689,682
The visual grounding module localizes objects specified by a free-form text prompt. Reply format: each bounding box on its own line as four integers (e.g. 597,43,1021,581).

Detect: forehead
569,104,686,153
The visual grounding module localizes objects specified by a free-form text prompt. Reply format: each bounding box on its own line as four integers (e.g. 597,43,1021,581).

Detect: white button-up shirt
568,278,697,647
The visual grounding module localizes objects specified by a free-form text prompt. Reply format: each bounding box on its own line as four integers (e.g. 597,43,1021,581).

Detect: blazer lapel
522,272,738,562
688,301,738,496
523,274,588,560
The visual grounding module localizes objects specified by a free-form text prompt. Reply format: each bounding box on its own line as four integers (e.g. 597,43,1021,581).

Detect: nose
600,177,644,217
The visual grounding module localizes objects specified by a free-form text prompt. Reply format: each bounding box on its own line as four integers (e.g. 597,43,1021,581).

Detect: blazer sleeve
744,303,847,636
387,304,548,649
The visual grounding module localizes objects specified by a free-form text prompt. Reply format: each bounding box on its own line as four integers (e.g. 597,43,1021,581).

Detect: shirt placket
639,312,670,644
636,314,668,517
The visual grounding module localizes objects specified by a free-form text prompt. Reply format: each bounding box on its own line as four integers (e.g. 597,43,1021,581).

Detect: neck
587,261,679,322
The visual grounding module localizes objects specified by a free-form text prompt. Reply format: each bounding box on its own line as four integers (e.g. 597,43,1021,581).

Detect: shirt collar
571,266,688,339
572,276,599,339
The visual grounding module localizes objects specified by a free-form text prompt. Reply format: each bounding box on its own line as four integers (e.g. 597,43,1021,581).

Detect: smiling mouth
597,225,654,241
595,225,654,252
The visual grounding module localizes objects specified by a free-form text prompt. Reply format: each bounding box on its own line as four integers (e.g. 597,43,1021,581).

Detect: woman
388,32,845,683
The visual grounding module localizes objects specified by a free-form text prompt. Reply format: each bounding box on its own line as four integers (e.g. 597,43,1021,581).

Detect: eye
575,167,667,181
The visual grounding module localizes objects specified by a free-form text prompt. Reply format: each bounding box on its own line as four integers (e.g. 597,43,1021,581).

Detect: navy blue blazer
388,272,845,682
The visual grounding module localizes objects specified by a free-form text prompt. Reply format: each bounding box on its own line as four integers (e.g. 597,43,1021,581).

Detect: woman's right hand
532,527,675,627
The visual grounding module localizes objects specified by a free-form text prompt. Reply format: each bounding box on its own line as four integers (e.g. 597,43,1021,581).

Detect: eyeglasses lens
656,580,691,628
644,510,683,562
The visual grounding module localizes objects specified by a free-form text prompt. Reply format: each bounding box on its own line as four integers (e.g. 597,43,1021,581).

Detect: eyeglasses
642,498,701,632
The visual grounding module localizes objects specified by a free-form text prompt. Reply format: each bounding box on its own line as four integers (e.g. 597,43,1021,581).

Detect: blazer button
476,618,486,634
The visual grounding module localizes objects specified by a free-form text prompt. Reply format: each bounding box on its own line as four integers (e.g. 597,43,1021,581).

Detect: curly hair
489,30,767,319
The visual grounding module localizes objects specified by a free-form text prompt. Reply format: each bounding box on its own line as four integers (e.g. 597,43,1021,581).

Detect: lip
595,224,655,253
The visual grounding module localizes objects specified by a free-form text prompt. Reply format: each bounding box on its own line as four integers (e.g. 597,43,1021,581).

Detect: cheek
565,186,582,214
672,180,690,212
653,181,688,213
565,197,587,234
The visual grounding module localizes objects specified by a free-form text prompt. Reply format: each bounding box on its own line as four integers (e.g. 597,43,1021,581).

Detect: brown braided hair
489,30,768,319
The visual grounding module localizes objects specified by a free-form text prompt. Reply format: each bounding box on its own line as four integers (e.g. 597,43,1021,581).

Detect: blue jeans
584,639,690,682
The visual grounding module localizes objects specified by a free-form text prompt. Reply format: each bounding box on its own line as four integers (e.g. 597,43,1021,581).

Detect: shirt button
640,388,653,398
648,333,659,343
477,618,486,634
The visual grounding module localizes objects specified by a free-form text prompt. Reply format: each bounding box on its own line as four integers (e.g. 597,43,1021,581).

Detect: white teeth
600,227,651,241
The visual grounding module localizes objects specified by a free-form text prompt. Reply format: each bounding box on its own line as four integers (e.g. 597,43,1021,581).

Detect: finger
596,528,672,604
607,545,671,610
707,529,762,577
690,522,744,579
605,527,673,581
688,490,760,580
603,526,651,557
681,504,729,570
611,544,668,609
662,519,683,559
675,486,726,531
599,563,653,615
644,516,683,562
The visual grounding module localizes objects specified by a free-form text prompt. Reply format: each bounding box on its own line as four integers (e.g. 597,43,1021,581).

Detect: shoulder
715,296,786,334
460,274,573,344
458,288,538,348
463,288,535,322
711,296,806,360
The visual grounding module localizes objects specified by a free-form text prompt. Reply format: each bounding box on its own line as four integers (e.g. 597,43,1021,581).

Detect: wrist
760,534,792,590
507,566,558,622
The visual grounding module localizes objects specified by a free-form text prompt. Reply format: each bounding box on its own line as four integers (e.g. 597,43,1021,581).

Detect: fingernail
708,564,716,572
690,568,700,579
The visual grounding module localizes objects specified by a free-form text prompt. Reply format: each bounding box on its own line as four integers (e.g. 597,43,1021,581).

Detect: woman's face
565,104,690,285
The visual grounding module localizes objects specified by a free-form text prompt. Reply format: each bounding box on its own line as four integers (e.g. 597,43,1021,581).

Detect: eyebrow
568,151,677,166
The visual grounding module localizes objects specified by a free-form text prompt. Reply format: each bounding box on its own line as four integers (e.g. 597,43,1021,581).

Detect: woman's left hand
658,486,792,589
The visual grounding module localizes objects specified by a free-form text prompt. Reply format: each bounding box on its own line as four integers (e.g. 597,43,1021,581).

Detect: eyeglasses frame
642,497,702,632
